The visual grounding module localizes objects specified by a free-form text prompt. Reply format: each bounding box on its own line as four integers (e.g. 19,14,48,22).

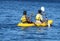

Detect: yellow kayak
17,20,53,27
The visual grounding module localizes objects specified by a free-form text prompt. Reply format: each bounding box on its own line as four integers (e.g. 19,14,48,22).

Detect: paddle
41,6,51,27
30,12,34,19
26,12,34,23
27,12,38,26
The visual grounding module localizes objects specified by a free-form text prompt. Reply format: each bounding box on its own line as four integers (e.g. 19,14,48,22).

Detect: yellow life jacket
36,13,43,21
21,15,27,23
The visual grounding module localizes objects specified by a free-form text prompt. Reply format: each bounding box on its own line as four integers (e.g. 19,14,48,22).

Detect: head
23,11,27,15
38,10,42,14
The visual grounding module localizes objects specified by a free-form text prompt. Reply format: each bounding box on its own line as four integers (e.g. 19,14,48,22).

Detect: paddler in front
21,11,33,23
35,10,43,24
41,6,51,27
35,9,48,27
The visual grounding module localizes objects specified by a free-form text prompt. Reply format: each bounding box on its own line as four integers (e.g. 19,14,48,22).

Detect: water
0,1,60,41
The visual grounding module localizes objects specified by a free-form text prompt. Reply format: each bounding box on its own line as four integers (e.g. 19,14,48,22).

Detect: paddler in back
21,11,33,23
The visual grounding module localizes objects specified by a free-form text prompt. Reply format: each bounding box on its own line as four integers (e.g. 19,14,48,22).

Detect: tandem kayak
17,20,53,27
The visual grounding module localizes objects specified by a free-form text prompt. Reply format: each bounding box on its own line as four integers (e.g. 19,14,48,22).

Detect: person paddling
35,10,43,24
21,11,33,23
41,6,51,27
41,6,48,22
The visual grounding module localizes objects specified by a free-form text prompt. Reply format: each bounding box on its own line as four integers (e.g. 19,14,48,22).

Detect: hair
38,10,42,13
23,11,27,15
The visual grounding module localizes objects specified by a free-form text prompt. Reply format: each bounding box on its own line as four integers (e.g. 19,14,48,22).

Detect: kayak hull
17,20,53,27
17,23,34,27
35,20,53,27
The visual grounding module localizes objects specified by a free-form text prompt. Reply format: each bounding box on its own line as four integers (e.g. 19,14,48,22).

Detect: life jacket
21,15,27,23
36,13,43,21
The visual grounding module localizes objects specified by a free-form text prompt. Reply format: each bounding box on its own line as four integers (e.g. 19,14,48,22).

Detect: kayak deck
17,20,53,27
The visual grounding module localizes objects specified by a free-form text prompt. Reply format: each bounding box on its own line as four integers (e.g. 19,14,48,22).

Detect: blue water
0,1,60,41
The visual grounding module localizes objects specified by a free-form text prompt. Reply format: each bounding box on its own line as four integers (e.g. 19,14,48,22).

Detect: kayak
17,20,53,27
